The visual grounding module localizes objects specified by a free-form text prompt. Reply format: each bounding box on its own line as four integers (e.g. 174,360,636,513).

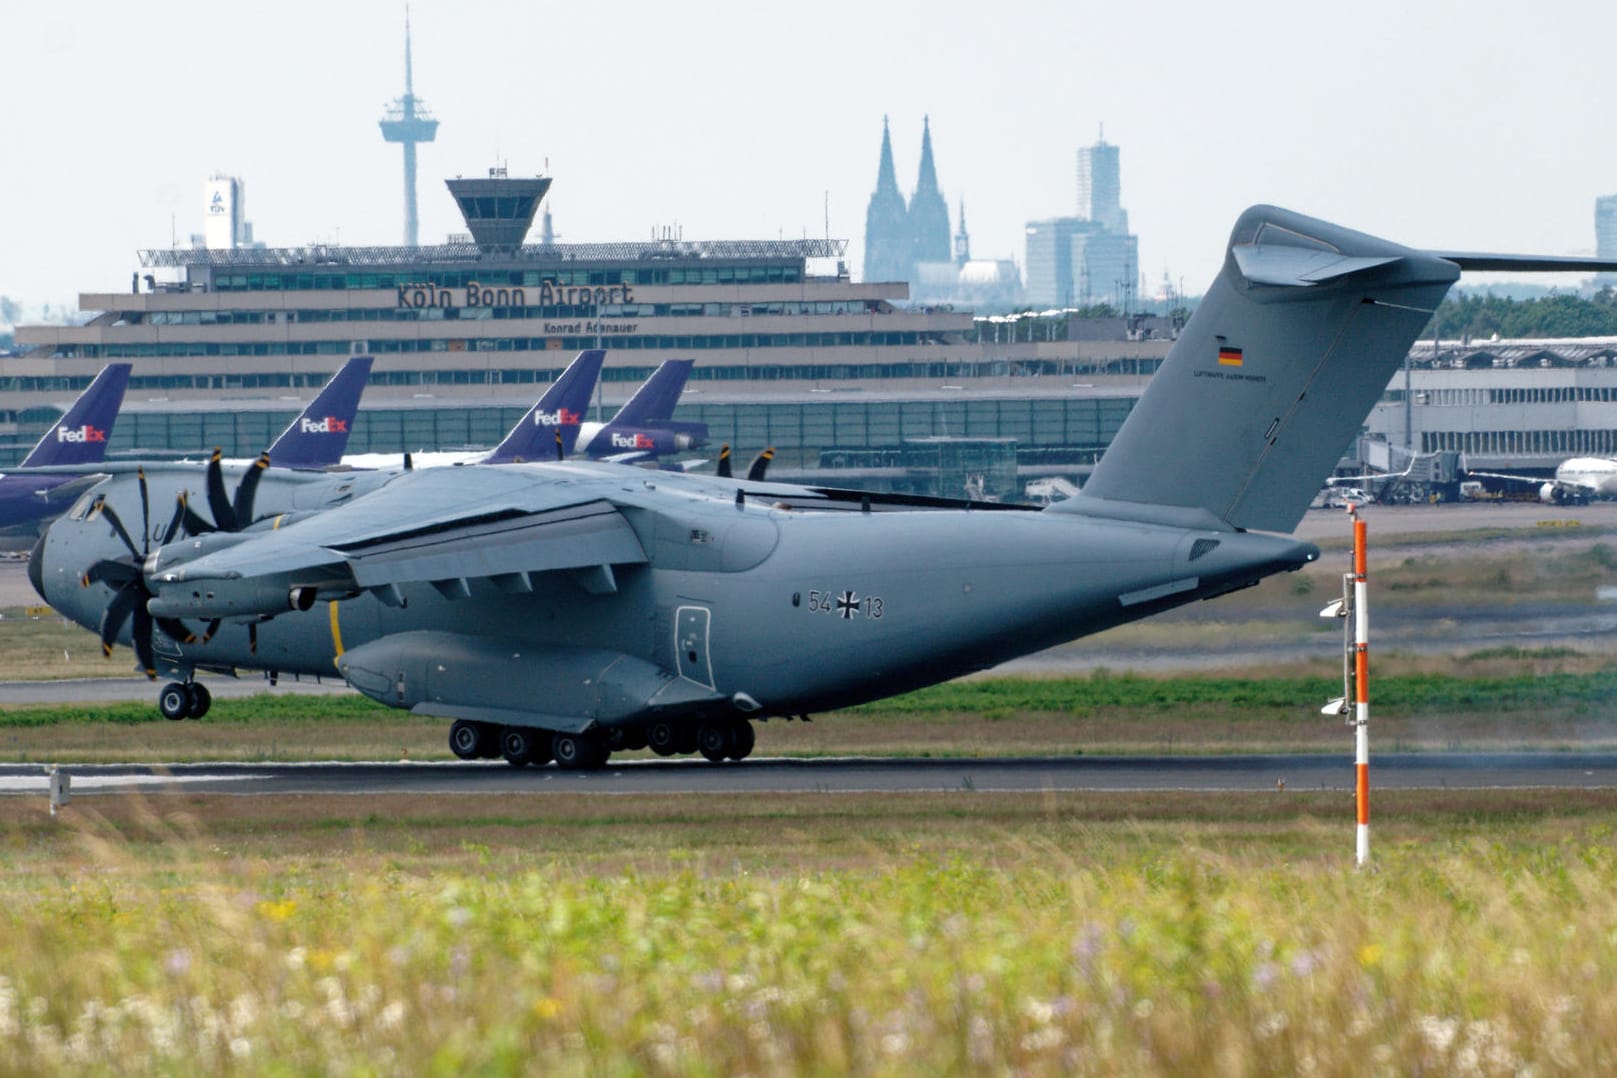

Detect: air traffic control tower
378,12,438,246
446,168,553,252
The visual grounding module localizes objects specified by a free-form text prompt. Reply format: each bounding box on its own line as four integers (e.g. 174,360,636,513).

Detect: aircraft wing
1463,469,1547,486
145,466,649,619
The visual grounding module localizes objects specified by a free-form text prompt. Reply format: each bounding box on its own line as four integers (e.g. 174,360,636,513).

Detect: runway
4,753,1617,797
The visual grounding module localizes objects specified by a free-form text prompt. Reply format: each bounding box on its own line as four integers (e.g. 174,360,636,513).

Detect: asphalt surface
4,754,1617,797
0,674,347,706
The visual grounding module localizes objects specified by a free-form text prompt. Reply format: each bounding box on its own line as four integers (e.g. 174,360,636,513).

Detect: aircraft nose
26,532,46,604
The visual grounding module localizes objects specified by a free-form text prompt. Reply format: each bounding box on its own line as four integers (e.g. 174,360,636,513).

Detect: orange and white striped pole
1351,510,1370,867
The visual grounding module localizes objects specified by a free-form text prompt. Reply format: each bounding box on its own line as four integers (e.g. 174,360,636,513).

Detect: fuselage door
674,604,714,688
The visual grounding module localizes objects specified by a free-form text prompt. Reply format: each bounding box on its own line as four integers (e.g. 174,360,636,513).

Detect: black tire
726,719,755,761
697,722,730,763
501,726,537,768
185,682,211,720
552,732,589,770
449,719,487,761
647,720,679,757
606,724,649,753
158,682,190,721
673,724,700,755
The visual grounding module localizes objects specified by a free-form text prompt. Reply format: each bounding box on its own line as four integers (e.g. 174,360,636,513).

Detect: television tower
378,8,438,246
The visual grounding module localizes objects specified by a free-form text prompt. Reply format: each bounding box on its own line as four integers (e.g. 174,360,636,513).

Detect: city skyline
5,0,1617,308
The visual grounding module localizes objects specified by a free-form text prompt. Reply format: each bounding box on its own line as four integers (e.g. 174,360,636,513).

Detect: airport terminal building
9,174,1617,499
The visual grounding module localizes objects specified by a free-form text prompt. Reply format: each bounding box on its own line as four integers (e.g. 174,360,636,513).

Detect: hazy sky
5,0,1617,307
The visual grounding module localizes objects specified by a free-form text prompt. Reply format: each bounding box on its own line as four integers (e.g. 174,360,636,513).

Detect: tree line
1426,288,1617,341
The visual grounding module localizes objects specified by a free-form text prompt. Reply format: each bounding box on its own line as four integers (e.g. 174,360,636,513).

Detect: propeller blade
746,448,775,482
131,602,157,679
162,494,188,545
555,429,564,461
205,448,237,533
136,467,151,552
202,619,221,643
233,452,270,528
248,622,258,655
403,452,413,471
99,583,140,657
716,444,732,479
155,616,199,645
95,498,142,560
182,498,217,537
82,558,140,589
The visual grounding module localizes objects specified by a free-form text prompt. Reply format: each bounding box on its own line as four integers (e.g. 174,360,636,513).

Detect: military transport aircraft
30,205,1617,763
0,362,130,534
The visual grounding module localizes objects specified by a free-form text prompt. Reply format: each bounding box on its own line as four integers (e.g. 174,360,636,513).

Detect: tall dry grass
3,794,1617,1074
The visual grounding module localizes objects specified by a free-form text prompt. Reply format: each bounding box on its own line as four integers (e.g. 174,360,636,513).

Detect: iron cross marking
836,590,861,619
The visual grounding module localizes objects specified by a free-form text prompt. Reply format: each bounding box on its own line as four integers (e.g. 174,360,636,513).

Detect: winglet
484,350,605,463
19,363,132,469
264,356,374,468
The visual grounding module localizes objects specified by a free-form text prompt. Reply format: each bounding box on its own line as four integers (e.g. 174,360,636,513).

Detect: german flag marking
1217,346,1244,367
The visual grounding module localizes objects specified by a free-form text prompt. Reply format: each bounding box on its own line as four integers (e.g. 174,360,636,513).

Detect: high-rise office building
1077,136,1127,234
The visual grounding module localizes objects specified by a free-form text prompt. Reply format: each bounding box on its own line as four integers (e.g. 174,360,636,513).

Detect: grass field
3,647,1615,763
5,525,1617,1071
3,789,1617,1073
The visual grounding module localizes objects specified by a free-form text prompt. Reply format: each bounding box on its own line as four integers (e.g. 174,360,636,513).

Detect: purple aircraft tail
265,356,374,468
601,359,693,430
19,363,132,468
484,350,606,463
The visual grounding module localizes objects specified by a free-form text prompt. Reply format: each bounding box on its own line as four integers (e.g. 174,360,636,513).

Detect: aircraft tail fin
265,356,373,468
1054,205,1463,534
601,359,693,430
20,363,132,468
484,349,605,463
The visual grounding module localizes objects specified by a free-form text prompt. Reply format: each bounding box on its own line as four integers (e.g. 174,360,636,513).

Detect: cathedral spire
875,115,901,201
954,197,971,265
908,115,951,266
863,115,911,283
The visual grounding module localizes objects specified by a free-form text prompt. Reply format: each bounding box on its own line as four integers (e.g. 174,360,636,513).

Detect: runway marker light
1320,507,1370,867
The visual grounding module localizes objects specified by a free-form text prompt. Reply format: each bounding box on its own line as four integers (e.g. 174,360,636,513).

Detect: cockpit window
65,486,105,522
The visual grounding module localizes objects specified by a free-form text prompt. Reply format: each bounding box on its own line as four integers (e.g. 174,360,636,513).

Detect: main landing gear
158,681,211,720
447,716,756,770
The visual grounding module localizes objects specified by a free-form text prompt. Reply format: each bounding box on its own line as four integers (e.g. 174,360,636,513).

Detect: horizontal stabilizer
1433,252,1617,274
1232,246,1400,287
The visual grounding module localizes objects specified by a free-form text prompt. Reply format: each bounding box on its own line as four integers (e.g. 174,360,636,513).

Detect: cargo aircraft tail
1058,205,1617,534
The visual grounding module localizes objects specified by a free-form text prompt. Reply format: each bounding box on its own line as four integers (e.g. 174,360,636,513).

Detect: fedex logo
298,417,349,434
611,432,655,450
57,424,108,444
532,408,581,427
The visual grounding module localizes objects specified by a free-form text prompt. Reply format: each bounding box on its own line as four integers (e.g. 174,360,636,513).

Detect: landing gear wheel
159,682,190,721
607,724,648,753
673,725,700,755
185,682,211,720
449,719,490,761
697,722,731,763
647,720,679,757
726,719,755,761
501,726,540,768
553,731,607,770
